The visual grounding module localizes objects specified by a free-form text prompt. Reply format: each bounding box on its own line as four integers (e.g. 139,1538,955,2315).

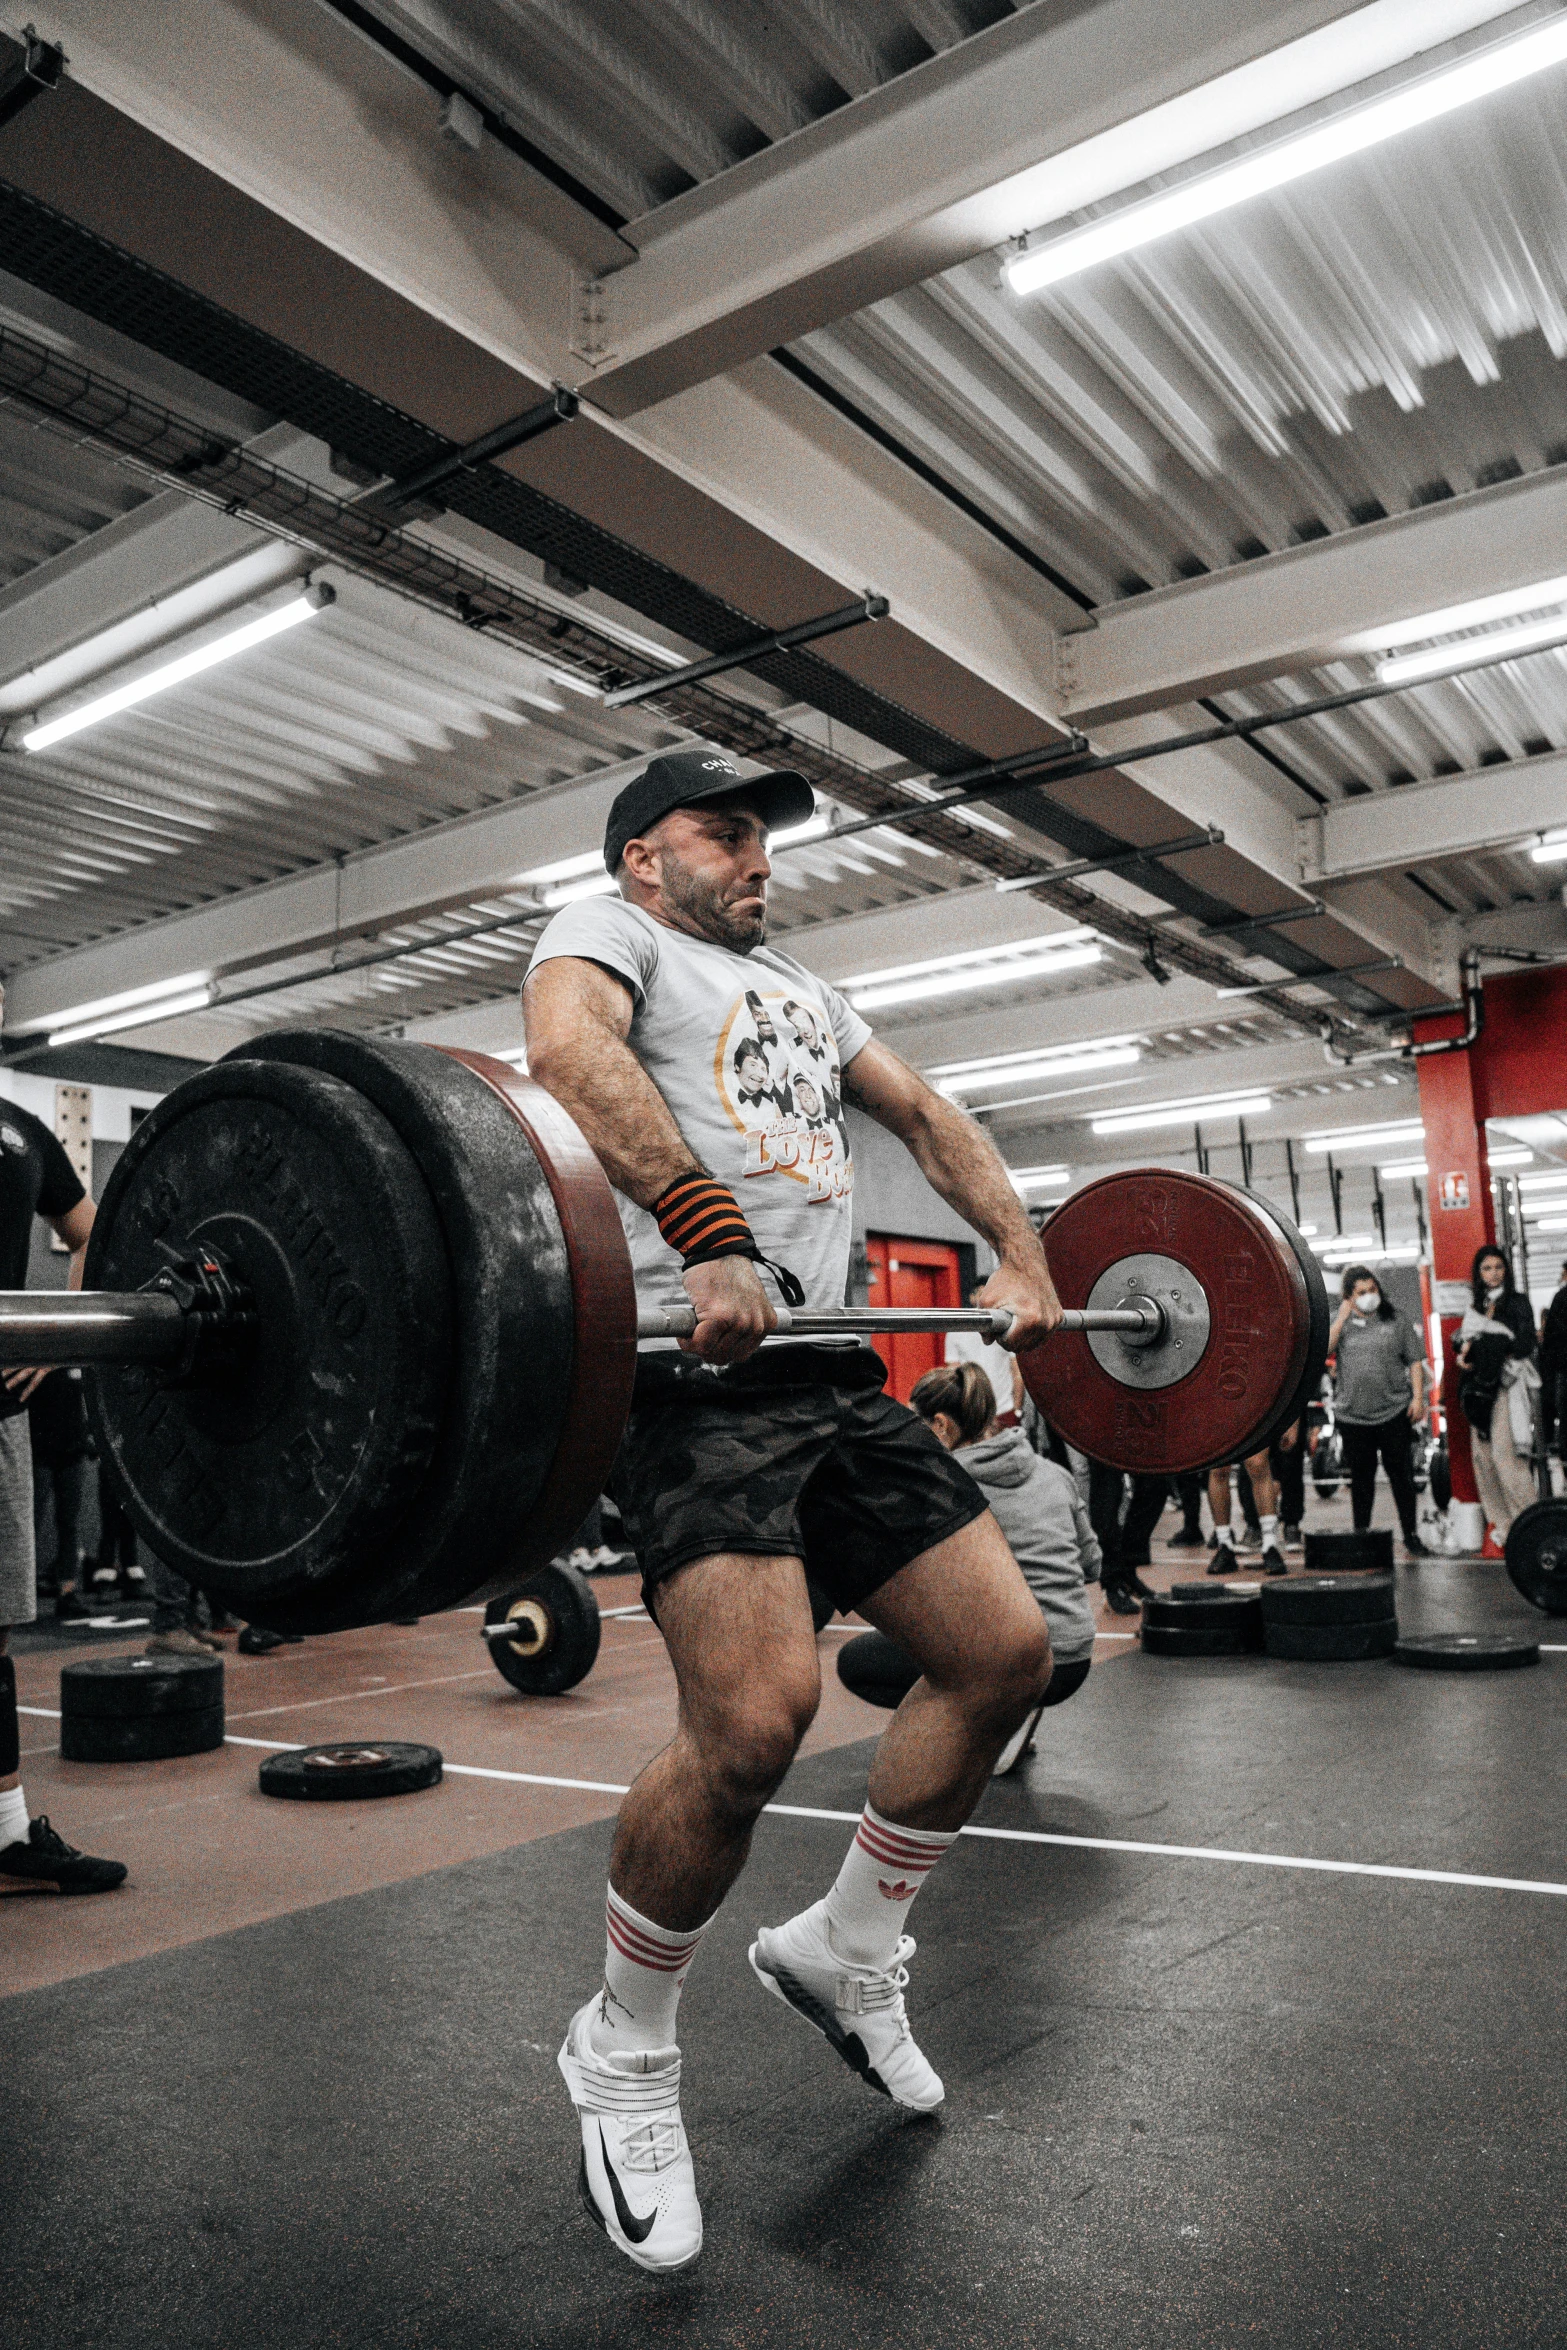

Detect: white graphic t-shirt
528,898,872,1341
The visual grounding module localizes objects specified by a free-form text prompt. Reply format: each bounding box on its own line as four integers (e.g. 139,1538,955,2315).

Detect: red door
865,1236,963,1402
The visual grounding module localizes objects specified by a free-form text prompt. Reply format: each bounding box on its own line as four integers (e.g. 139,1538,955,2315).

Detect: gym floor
4,1485,1561,2350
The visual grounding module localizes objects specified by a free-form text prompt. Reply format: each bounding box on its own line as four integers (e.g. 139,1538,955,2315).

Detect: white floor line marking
1540,1644,1567,1652
213,1740,1567,1897
18,1706,61,1718
226,1668,493,1724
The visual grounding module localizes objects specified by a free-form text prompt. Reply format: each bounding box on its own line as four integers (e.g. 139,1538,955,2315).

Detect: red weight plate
436,1050,637,1575
1019,1169,1312,1474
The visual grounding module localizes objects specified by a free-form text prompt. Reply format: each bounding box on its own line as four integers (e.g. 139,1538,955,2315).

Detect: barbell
0,1032,1327,1635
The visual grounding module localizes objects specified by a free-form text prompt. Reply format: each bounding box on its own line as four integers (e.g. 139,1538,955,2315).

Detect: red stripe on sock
605,1912,701,1972
856,1818,947,1868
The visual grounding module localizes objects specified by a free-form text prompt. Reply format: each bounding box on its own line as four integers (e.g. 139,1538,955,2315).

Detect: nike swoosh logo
599,2124,657,2244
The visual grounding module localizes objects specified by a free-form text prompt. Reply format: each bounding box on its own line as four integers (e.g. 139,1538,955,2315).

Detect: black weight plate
1394,1633,1541,1672
836,1630,918,1710
1304,1529,1394,1575
1264,1619,1398,1661
1141,1623,1251,1656
1169,1580,1261,1601
1429,1445,1452,1514
1260,1573,1396,1626
1505,1498,1567,1617
258,1740,443,1800
1143,1591,1264,1640
60,1654,222,1718
84,1060,452,1623
484,1563,601,1696
61,1704,225,1763
234,1035,620,1630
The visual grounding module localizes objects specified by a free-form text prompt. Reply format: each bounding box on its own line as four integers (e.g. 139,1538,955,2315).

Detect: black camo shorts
607,1344,989,1617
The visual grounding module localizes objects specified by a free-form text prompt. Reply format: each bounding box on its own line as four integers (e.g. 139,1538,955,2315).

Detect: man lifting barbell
523,751,1065,2271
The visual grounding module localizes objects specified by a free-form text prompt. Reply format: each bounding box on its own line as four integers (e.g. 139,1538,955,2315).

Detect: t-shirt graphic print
528,897,872,1340
719,984,851,1206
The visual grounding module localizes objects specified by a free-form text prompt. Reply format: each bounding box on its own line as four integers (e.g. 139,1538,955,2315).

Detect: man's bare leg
609,1552,822,1932
856,1509,1053,1830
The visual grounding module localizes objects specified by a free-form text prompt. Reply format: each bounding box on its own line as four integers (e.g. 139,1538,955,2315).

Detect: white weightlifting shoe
749,1903,944,2112
557,1999,702,2273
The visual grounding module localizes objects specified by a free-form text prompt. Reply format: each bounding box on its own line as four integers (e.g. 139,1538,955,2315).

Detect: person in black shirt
1540,1263,1567,1458
1455,1246,1539,1544
0,1059,126,1895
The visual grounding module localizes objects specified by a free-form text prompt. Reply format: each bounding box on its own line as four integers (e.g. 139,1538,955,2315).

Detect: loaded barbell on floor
0,1032,1327,1639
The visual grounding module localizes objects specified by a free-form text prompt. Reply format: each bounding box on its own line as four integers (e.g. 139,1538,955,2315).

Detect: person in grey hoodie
836,1360,1100,1776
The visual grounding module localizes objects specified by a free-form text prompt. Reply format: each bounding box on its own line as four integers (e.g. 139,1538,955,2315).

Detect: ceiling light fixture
1007,1165,1072,1193
933,1039,1143,1097
21,585,335,752
1529,833,1567,866
1303,1119,1424,1155
841,932,1101,1014
1375,608,1567,688
1090,1088,1270,1136
47,987,214,1049
1005,11,1567,296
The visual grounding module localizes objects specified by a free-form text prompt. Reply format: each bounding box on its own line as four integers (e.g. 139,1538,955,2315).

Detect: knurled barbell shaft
0,1289,1165,1366
0,1291,188,1364
637,1302,1166,1344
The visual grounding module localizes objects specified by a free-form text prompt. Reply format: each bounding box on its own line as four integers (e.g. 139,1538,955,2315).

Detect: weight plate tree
1020,1170,1326,1474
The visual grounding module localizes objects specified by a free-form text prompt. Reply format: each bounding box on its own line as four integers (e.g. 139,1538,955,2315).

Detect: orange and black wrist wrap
653,1172,758,1269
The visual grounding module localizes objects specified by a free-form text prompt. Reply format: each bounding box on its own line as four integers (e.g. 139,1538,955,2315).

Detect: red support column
1414,1016,1493,1507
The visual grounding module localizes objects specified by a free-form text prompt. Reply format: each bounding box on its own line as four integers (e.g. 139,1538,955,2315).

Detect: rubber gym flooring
4,1491,1563,2350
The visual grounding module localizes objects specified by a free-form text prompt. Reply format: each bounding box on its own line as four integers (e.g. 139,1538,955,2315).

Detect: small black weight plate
1265,1619,1398,1661
1394,1633,1541,1672
1143,1591,1263,1634
484,1563,601,1695
836,1630,918,1710
85,1059,452,1624
60,1654,222,1718
1261,1573,1396,1626
235,1035,626,1630
1429,1446,1452,1514
1169,1580,1262,1601
1304,1529,1394,1575
1141,1622,1251,1657
61,1704,225,1763
1505,1499,1567,1617
259,1740,443,1800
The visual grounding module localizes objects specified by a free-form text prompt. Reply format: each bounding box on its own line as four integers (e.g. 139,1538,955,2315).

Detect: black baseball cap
604,749,815,872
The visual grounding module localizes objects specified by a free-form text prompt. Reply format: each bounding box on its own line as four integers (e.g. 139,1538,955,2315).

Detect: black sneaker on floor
1102,1581,1142,1616
1242,1522,1263,1550
1282,1522,1303,1548
1403,1531,1430,1556
237,1625,303,1654
1207,1547,1239,1576
121,1566,150,1598
0,1817,127,1896
1259,1543,1288,1577
54,1589,93,1621
1206,1529,1220,1550
1167,1525,1206,1548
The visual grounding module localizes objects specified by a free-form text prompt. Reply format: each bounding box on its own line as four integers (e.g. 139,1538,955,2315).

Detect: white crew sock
1215,1523,1236,1549
589,1884,711,2055
1259,1513,1279,1549
821,1803,958,1969
0,1783,30,1851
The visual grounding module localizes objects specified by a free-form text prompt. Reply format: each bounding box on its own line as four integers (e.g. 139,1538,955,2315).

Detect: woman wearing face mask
1455,1247,1540,1543
1329,1265,1429,1554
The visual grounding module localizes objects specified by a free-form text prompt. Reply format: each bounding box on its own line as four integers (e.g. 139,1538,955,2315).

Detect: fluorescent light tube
1530,835,1567,866
1006,12,1567,296
1486,1148,1534,1167
542,873,619,909
48,988,213,1049
28,970,211,1039
1008,1165,1071,1192
937,1044,1141,1096
1090,1089,1270,1136
1376,609,1567,688
1377,1157,1428,1178
22,585,334,752
850,935,1099,1010
931,1033,1142,1080
1304,1120,1424,1154
1530,1214,1567,1232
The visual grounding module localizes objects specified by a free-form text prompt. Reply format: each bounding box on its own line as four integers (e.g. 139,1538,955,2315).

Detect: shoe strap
834,1936,917,2017
568,2045,683,2118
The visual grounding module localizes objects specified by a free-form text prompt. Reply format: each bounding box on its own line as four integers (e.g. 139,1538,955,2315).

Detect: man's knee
702,1681,819,1813
937,1610,1052,1724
